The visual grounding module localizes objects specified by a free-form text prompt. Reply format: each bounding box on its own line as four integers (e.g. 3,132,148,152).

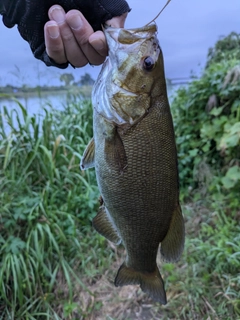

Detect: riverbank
0,85,92,100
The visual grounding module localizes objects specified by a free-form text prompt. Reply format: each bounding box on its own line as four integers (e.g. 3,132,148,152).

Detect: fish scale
81,24,185,304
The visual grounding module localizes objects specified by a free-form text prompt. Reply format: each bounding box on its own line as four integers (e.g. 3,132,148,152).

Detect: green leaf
210,106,224,116
6,237,26,254
229,122,240,135
222,166,240,188
226,166,240,181
189,149,198,157
220,134,239,149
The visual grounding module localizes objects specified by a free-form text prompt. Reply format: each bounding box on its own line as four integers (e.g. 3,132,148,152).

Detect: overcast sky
0,0,239,87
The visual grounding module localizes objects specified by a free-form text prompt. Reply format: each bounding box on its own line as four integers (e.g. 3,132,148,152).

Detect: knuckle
61,31,75,43
48,44,64,54
77,27,92,45
47,45,67,64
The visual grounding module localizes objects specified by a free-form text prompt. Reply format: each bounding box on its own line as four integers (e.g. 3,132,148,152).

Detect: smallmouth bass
81,23,185,304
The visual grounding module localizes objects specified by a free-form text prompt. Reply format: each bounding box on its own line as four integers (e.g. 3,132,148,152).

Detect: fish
80,23,185,305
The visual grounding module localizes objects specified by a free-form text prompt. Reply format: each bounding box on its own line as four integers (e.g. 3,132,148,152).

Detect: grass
62,201,239,320
0,95,239,319
155,201,240,320
0,96,113,319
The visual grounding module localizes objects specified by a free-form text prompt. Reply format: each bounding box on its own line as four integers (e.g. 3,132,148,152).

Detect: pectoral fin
80,138,95,170
104,129,127,174
160,203,185,262
93,205,121,245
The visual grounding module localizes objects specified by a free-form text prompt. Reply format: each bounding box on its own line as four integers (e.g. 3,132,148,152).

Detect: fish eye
143,56,155,71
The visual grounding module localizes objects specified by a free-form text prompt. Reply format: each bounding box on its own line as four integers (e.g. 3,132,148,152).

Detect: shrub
171,55,240,205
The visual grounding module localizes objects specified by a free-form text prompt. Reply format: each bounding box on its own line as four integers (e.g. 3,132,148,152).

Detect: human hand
44,5,128,67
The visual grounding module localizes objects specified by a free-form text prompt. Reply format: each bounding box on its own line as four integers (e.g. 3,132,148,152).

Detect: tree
79,73,95,86
60,73,74,86
206,32,240,68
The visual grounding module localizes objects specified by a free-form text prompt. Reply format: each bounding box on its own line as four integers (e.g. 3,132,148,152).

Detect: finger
49,6,88,67
66,10,106,65
44,21,67,64
89,13,128,58
89,31,108,57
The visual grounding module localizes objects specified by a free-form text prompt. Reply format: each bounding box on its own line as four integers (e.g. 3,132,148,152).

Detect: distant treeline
0,72,96,96
0,84,67,94
0,83,93,99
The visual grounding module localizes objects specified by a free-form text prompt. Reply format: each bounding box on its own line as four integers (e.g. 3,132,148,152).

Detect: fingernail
47,24,59,38
68,14,82,30
50,7,65,24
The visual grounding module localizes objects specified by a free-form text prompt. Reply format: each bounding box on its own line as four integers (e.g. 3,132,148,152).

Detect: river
0,91,84,136
0,84,180,112
0,85,182,136
0,92,69,115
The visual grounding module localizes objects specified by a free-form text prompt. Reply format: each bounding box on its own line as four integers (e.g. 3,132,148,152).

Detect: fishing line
145,0,172,26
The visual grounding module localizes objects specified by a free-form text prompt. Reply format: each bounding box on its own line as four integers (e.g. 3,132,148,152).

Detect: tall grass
151,201,240,320
0,97,112,319
0,94,239,319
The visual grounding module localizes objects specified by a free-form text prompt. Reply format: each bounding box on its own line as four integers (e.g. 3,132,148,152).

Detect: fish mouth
103,23,157,35
103,24,157,46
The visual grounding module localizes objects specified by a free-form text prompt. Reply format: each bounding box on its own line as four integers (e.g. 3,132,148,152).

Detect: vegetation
206,32,240,68
78,73,95,86
165,33,240,319
172,35,240,204
60,73,75,86
0,99,113,319
0,32,239,319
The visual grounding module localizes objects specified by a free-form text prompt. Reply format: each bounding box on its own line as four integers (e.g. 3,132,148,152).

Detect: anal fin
115,263,167,305
93,205,121,245
160,202,185,262
80,138,95,170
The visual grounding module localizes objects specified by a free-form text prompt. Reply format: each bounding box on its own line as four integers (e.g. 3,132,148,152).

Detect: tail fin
114,263,167,305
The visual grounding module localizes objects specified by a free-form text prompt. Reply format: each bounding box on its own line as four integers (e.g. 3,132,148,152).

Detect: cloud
0,0,240,86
